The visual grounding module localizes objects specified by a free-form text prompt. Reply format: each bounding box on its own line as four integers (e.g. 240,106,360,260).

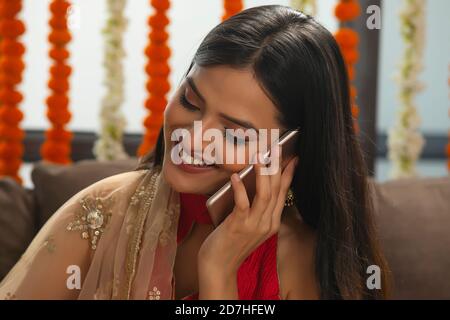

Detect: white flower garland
290,0,317,16
387,0,427,179
93,0,129,161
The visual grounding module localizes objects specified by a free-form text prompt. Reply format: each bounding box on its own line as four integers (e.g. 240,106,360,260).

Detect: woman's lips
177,162,216,174
175,150,217,173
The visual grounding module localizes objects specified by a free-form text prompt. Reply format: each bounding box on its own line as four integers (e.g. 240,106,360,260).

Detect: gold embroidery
4,292,16,300
160,202,180,246
66,194,113,250
122,168,160,299
130,185,149,206
43,236,56,253
148,286,161,300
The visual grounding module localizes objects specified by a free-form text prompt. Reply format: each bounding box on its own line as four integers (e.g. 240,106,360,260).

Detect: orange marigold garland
334,0,361,133
40,0,73,164
222,0,243,21
138,0,171,156
0,0,26,184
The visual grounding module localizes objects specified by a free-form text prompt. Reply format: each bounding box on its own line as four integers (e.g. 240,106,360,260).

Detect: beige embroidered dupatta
0,166,181,300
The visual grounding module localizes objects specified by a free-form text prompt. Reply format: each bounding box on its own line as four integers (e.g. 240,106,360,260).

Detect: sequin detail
43,236,56,253
160,202,180,246
66,195,113,250
148,286,161,300
130,185,149,206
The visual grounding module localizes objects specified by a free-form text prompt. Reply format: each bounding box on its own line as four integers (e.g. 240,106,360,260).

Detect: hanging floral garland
387,0,426,179
222,0,243,21
93,0,129,161
0,0,26,184
290,0,317,16
333,0,361,133
138,0,171,156
40,0,73,164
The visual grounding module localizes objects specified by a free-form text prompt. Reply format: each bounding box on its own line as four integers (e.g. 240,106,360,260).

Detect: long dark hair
136,5,390,299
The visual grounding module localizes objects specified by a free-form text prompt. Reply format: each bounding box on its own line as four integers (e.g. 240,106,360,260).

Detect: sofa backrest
372,176,450,299
0,177,36,280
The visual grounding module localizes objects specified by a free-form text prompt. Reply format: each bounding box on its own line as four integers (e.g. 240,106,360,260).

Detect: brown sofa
0,158,449,299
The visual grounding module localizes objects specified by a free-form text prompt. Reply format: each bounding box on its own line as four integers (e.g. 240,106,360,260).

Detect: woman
0,5,389,300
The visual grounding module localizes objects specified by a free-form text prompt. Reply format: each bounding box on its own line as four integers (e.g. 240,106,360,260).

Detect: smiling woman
137,5,390,299
0,5,389,300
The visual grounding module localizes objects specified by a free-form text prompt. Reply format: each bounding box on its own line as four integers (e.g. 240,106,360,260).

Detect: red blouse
177,192,281,300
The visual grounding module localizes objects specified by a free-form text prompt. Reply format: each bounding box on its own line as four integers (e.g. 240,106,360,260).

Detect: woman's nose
183,120,221,159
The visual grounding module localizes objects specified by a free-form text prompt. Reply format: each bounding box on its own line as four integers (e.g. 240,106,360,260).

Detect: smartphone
206,129,300,228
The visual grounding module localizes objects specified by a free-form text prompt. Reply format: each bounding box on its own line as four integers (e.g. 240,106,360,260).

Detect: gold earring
284,189,295,207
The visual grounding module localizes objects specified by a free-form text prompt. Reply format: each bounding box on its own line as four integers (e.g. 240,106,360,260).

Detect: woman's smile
177,151,217,174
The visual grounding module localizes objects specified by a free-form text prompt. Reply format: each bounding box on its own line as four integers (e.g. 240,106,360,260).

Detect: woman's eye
179,92,199,111
224,129,248,146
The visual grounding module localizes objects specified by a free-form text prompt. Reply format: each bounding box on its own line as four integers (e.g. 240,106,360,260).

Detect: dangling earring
284,189,295,207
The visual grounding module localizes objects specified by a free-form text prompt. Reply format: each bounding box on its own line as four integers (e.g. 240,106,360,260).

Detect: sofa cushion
0,177,36,280
373,176,450,299
31,157,139,228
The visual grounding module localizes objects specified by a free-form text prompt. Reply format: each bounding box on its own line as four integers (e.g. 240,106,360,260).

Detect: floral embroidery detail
66,195,113,250
159,202,180,246
148,286,161,300
43,236,56,253
4,292,16,300
130,185,150,206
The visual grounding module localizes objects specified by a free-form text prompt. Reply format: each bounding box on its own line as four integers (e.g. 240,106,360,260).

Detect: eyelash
179,92,199,111
224,129,248,145
178,92,248,146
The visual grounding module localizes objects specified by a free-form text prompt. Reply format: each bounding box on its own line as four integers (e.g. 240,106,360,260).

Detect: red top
177,193,281,300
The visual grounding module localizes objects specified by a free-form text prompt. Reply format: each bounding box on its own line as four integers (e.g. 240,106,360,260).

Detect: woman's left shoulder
276,206,320,299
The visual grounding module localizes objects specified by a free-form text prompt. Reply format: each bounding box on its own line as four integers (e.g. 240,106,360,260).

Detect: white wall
19,0,336,133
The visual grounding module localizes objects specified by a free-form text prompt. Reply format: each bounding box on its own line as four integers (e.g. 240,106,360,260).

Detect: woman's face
162,64,285,195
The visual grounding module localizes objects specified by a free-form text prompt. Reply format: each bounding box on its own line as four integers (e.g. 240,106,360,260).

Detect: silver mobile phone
206,129,300,227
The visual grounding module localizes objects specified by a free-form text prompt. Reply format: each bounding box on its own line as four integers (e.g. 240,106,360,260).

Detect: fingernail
231,173,239,182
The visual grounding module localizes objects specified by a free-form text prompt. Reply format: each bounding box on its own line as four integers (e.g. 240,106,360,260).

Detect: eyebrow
186,76,257,130
218,112,257,130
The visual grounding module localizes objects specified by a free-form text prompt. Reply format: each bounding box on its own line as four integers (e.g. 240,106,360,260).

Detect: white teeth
180,152,209,166
180,152,193,164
